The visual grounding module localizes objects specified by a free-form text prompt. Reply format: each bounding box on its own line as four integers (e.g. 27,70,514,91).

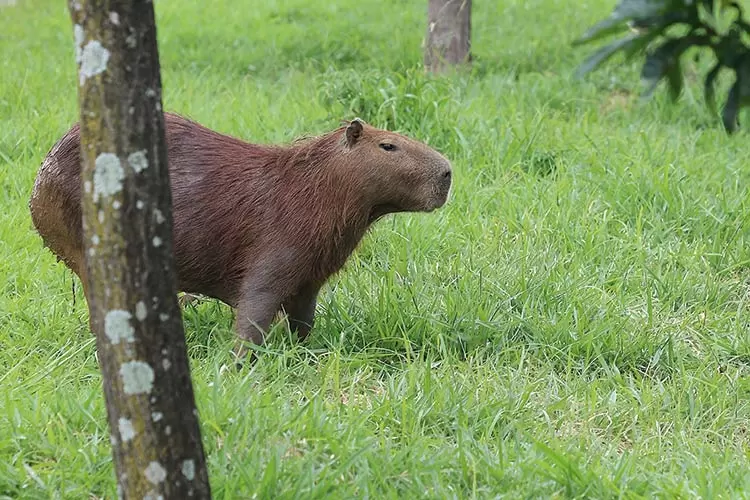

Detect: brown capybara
30,112,452,357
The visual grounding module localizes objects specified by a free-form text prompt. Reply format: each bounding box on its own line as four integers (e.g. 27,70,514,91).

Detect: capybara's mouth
432,185,451,210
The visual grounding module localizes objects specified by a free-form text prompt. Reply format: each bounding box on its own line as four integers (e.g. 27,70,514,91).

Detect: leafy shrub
574,0,750,133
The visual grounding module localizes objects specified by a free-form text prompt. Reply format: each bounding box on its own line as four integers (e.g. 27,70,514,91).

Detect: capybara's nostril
443,170,452,180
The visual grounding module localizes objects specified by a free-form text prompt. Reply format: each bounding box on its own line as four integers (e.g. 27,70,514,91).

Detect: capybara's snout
429,157,453,210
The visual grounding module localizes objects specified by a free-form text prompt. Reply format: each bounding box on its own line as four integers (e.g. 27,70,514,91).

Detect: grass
3,0,750,497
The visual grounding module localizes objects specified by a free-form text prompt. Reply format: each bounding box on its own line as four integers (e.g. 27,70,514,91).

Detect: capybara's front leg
282,284,319,341
232,288,282,363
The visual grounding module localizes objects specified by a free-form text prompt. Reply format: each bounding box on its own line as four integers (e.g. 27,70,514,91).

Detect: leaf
574,0,673,45
573,17,632,47
622,26,664,60
666,58,684,100
574,34,643,79
704,62,722,116
721,53,750,133
622,10,697,59
722,76,741,132
738,54,750,104
640,36,697,99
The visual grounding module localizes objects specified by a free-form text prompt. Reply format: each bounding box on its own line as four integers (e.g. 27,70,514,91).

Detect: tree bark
67,1,211,498
424,0,472,73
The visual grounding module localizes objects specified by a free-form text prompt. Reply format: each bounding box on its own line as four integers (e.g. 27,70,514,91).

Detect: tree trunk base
424,0,472,73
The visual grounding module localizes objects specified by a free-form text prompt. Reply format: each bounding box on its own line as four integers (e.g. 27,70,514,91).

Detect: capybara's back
31,113,279,306
31,112,452,357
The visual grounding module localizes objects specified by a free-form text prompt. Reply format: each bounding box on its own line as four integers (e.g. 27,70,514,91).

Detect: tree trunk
424,0,472,73
67,1,211,498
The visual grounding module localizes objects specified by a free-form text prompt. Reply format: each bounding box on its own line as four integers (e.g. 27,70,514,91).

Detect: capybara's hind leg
282,284,319,342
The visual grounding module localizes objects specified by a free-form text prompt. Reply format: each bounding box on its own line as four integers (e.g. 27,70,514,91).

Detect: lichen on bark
67,1,211,497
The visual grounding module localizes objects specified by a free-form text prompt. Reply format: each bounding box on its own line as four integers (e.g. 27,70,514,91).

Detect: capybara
30,112,452,357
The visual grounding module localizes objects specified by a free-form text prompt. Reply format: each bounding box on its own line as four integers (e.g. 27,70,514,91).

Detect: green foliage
575,0,750,133
317,67,465,151
3,0,750,498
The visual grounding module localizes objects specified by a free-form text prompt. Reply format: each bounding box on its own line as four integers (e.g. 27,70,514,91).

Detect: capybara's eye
379,143,396,151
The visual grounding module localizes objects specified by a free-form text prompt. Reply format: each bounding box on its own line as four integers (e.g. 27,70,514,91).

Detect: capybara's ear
345,118,364,148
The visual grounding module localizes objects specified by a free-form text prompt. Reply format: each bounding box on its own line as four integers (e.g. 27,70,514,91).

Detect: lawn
3,0,750,497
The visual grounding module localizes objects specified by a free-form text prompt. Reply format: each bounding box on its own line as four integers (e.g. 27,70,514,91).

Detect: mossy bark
67,1,211,498
424,0,472,73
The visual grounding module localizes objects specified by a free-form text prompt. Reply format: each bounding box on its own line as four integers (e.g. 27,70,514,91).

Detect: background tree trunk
424,0,472,73
67,1,211,498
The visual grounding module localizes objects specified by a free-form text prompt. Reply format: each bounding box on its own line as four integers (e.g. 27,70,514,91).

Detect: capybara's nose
438,164,452,189
433,163,452,208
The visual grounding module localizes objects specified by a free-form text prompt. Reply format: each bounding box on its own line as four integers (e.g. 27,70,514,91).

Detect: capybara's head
341,118,452,219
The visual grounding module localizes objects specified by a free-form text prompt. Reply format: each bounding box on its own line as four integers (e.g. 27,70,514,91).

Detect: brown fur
30,112,452,356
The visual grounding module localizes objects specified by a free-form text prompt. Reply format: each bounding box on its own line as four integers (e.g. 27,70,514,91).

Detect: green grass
3,0,750,497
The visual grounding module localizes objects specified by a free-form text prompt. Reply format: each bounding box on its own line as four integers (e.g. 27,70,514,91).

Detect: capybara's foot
232,341,259,370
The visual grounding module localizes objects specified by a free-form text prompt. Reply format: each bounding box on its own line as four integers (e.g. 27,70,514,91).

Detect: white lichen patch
145,88,157,98
158,313,169,322
144,461,167,485
152,236,162,247
74,24,84,63
128,150,148,173
135,301,148,321
125,33,137,49
98,210,105,223
143,491,164,500
119,361,154,395
136,200,145,210
91,234,100,246
104,309,135,344
162,358,171,371
165,426,172,436
83,180,92,193
79,40,110,84
181,459,196,481
118,417,135,442
112,200,122,210
109,11,120,25
88,248,96,257
93,153,123,202
151,411,163,422
154,209,165,224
